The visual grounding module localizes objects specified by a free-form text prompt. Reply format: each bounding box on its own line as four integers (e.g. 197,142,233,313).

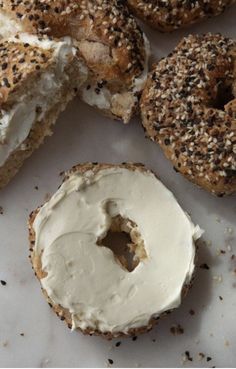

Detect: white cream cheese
33,167,203,334
80,32,150,121
0,11,23,39
82,86,111,111
0,34,76,167
0,9,149,123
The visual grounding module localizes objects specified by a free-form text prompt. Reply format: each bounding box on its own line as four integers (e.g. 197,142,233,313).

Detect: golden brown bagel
0,33,80,189
141,34,236,196
127,0,236,31
29,162,196,339
0,0,150,123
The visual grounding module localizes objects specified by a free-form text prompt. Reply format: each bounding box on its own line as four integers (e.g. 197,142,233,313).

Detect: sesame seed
141,34,236,195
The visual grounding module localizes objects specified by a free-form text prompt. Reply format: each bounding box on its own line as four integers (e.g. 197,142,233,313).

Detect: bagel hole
212,81,234,110
97,215,147,272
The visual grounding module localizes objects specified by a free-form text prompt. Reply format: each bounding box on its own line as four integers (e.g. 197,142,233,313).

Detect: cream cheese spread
0,34,76,167
80,33,150,121
33,166,203,334
0,10,149,122
0,11,23,39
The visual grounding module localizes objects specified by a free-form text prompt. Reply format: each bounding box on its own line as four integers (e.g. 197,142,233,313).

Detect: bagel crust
28,162,201,339
0,0,149,123
141,34,236,196
0,34,79,189
127,0,236,31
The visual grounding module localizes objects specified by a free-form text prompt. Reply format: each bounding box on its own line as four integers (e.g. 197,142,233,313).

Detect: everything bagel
127,0,236,31
141,34,236,196
0,0,150,123
0,33,80,189
29,162,202,338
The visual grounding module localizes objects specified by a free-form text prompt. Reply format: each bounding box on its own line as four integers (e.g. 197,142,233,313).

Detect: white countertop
0,7,236,368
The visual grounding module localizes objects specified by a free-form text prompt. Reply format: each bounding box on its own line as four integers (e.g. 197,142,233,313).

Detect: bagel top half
127,0,236,31
141,33,236,196
0,0,150,122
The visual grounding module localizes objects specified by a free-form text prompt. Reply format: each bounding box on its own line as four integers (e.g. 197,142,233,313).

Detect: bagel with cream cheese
127,0,236,32
29,162,202,338
0,33,81,189
0,0,150,123
141,33,236,196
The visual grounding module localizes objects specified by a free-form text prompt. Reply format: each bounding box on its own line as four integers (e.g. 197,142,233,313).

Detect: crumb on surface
200,263,210,270
0,280,7,286
224,227,233,234
216,249,221,256
189,309,195,316
213,275,223,283
185,351,193,361
170,324,184,335
0,206,3,214
198,352,205,360
182,351,193,363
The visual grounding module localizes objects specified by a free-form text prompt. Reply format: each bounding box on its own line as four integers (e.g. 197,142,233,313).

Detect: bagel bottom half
29,163,202,339
0,90,75,190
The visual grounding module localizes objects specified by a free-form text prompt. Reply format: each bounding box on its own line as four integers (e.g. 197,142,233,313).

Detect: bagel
127,0,236,31
0,33,81,189
141,34,236,196
29,162,202,339
0,0,150,123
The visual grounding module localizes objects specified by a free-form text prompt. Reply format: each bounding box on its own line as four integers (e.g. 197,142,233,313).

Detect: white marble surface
0,7,236,368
